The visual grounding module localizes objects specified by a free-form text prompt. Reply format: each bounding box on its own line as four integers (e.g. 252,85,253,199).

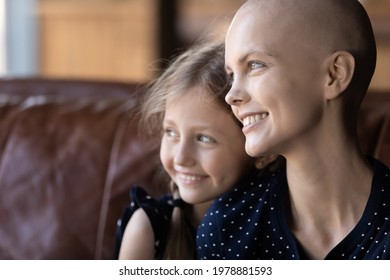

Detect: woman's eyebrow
225,52,251,72
226,50,274,70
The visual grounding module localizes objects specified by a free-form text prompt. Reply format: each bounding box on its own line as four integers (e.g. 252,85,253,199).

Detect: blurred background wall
0,0,389,90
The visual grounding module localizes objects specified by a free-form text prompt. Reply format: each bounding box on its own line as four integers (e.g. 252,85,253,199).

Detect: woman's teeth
243,113,269,127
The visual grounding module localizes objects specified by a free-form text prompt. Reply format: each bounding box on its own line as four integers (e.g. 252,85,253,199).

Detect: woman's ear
324,51,355,100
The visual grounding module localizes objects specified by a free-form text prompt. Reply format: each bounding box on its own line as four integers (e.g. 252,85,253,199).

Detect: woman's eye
249,61,265,71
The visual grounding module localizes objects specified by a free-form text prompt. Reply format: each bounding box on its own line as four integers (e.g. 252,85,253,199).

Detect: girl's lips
176,172,207,185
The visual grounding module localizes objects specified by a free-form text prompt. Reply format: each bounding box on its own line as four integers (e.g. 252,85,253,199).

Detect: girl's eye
198,135,215,143
164,128,177,138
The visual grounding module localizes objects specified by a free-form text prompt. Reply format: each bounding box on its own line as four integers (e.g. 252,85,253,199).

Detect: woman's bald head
239,0,376,94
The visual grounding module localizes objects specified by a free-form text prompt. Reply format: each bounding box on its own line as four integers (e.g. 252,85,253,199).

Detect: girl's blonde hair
139,41,235,138
138,41,234,259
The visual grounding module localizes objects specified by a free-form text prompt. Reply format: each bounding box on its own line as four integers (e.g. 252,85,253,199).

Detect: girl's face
160,87,254,205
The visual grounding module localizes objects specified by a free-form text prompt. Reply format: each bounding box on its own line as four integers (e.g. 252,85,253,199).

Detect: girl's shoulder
128,185,176,227
114,186,176,258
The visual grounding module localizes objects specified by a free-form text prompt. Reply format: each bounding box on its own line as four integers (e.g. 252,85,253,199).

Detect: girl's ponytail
162,181,195,259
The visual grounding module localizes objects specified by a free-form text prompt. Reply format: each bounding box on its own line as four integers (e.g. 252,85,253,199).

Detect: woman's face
224,2,327,158
160,87,254,205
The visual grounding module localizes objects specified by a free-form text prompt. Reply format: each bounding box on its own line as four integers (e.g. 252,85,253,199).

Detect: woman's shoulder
370,157,390,186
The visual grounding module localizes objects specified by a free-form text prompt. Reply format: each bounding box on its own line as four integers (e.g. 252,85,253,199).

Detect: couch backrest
358,89,390,167
0,78,164,259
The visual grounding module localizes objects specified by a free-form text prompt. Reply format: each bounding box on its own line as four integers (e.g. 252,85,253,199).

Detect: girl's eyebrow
162,118,176,126
164,117,227,136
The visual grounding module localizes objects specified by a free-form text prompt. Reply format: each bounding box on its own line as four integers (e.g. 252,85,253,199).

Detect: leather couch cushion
0,83,163,259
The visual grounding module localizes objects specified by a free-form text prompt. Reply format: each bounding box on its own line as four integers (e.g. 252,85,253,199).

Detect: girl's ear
324,51,355,100
255,154,279,169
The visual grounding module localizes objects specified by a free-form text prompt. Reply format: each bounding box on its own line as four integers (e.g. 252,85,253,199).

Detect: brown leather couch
0,78,164,260
0,77,389,260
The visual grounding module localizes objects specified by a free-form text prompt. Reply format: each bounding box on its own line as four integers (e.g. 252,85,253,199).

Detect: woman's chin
245,141,267,158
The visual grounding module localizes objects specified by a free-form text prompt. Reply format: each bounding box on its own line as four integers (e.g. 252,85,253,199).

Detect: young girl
116,42,278,259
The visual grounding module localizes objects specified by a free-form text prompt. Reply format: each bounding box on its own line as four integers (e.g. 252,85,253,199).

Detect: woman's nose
225,80,247,106
225,89,242,106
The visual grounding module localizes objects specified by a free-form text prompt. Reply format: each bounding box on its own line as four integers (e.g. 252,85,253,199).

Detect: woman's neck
283,140,373,259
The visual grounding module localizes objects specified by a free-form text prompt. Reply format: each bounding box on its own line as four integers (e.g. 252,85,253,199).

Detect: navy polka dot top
115,186,184,259
196,157,390,259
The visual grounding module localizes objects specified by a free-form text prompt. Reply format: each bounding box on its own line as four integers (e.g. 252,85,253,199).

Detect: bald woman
196,0,390,260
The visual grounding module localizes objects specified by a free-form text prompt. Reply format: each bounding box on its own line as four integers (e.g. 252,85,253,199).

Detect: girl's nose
174,141,196,167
